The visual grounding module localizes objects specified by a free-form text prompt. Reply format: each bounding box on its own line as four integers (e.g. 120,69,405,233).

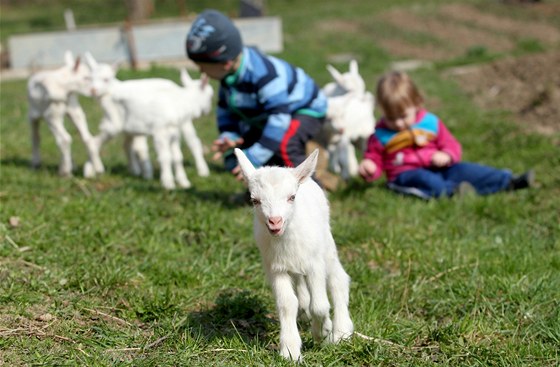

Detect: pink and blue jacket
363,109,462,182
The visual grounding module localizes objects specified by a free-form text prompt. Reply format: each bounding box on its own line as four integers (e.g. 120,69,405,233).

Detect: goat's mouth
267,226,284,236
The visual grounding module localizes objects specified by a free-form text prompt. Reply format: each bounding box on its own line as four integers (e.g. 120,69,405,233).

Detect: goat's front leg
169,129,191,189
336,137,352,181
346,142,359,178
66,95,104,175
305,267,333,344
181,120,209,177
83,128,113,178
44,103,73,176
271,272,302,361
153,131,176,190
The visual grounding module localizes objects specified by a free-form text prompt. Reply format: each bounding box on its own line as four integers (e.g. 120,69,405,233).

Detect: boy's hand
358,159,377,180
231,165,245,181
211,137,244,160
431,151,452,167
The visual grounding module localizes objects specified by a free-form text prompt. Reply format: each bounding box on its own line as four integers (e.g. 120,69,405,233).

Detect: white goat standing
234,148,354,361
83,53,213,189
27,51,104,176
321,60,375,180
123,68,211,181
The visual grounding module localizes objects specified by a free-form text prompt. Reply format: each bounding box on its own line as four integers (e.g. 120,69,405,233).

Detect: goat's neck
98,94,122,124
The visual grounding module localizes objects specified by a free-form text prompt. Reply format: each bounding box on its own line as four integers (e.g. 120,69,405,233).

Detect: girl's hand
431,151,452,167
358,159,377,180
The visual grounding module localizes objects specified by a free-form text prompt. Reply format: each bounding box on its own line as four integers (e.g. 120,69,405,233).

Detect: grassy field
1,1,559,366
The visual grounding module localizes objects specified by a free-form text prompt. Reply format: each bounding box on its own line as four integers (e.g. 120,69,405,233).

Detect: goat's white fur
27,51,104,176
320,60,375,180
124,68,211,180
82,53,213,189
235,148,353,361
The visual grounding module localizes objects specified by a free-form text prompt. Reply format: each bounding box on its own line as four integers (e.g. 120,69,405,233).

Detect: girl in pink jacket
359,71,534,199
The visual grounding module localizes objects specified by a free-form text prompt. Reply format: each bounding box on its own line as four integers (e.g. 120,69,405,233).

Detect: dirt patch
318,3,560,137
371,2,560,136
450,51,560,135
375,3,560,62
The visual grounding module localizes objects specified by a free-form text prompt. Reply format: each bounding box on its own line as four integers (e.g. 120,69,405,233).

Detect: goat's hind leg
125,135,153,179
327,257,354,343
30,116,42,169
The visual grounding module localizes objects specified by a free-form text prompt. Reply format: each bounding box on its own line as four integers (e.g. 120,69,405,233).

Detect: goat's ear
84,52,98,70
234,148,256,180
73,56,81,72
327,64,344,85
293,149,318,184
349,59,359,75
64,51,74,68
180,68,192,87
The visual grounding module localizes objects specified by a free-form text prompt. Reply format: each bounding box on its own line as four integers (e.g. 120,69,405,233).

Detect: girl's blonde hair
376,71,424,121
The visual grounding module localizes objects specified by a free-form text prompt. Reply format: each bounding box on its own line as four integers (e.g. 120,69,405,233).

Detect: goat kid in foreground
234,148,353,361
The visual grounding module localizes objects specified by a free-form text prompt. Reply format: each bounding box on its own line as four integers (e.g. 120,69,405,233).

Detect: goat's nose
268,216,283,227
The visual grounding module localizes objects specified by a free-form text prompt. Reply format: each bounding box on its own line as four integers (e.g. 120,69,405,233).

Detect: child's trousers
387,162,512,199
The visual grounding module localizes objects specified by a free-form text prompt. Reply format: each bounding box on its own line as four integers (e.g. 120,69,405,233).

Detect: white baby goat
321,60,375,180
124,68,211,181
83,53,213,189
234,148,353,361
27,51,104,177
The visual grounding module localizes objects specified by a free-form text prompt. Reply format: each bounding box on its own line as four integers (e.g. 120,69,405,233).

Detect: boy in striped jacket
186,9,327,180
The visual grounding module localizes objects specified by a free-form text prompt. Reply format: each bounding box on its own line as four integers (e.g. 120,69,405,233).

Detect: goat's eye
251,198,261,206
288,194,296,202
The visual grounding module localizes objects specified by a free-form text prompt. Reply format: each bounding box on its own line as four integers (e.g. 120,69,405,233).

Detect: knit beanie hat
186,9,243,63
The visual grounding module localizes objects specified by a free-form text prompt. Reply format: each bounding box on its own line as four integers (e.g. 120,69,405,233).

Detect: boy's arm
245,110,290,167
216,100,242,142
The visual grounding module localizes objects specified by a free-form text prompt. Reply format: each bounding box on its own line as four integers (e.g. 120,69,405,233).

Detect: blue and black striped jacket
217,47,327,167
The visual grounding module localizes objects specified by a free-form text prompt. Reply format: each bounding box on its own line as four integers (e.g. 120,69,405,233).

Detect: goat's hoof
83,162,96,178
177,181,192,189
197,168,210,177
161,182,176,190
332,325,354,343
280,347,301,362
59,169,73,177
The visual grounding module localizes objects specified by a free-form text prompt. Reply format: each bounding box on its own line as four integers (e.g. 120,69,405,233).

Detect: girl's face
384,106,418,131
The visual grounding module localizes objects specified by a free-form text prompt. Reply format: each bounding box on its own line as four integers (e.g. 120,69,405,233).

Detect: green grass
1,0,560,366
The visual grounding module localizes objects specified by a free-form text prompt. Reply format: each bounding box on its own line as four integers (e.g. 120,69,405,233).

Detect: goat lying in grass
234,148,353,361
27,51,104,177
320,60,375,180
83,53,213,189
